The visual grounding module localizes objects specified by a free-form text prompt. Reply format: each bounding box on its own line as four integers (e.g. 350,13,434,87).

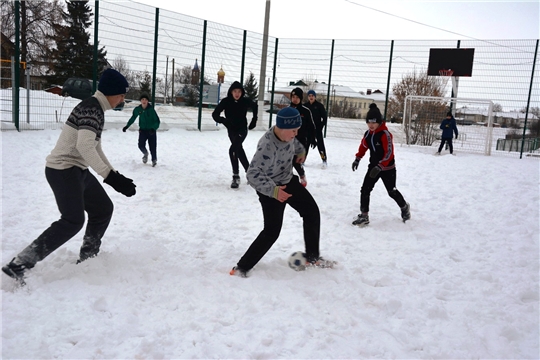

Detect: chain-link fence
2,0,539,158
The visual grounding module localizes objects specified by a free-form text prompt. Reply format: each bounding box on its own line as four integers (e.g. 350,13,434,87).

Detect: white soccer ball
288,251,307,271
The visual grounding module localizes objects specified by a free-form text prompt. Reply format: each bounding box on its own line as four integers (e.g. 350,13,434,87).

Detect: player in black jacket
212,81,258,188
289,87,316,186
304,90,328,168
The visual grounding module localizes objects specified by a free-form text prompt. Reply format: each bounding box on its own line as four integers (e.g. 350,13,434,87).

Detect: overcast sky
137,0,539,40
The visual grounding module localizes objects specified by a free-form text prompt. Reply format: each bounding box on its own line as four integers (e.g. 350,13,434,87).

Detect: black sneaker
152,160,157,167
2,257,28,282
77,236,101,264
231,174,240,189
142,153,148,164
229,266,248,277
352,214,369,227
401,203,411,222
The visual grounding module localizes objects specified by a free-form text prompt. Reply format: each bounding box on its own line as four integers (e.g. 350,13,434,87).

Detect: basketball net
439,69,455,96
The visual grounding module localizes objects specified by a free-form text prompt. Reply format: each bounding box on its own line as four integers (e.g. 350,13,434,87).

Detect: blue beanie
98,69,129,96
307,90,316,97
276,107,302,129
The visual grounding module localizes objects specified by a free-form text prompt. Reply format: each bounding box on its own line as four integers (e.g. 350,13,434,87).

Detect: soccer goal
402,95,494,156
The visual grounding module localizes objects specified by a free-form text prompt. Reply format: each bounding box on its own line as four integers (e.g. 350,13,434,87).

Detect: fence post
92,0,99,92
325,39,334,130
384,40,394,121
152,8,159,106
241,30,247,84
520,39,539,159
268,38,278,128
197,20,207,131
13,0,20,131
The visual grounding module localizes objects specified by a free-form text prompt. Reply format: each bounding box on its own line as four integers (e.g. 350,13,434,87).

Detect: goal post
403,95,494,156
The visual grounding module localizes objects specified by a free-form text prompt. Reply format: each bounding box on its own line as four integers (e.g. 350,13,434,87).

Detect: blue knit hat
98,69,129,96
276,107,302,129
307,90,316,97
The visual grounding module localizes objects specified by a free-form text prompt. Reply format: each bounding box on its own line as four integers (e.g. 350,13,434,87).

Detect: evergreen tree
48,0,107,85
139,70,152,96
243,72,258,101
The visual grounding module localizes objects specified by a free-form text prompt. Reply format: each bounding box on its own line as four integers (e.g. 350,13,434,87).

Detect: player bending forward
230,107,334,277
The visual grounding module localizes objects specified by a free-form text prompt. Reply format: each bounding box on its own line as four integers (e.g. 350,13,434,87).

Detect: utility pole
258,0,271,127
165,55,169,104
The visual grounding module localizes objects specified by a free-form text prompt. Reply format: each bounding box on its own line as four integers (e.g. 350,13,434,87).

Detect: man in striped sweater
2,69,136,284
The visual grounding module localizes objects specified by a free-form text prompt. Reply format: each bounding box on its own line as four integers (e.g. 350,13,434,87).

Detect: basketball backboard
427,48,475,77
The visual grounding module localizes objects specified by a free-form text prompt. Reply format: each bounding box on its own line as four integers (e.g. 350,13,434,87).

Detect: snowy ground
1,119,539,358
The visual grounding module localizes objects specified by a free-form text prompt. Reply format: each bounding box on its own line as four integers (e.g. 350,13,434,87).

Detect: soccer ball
288,251,307,271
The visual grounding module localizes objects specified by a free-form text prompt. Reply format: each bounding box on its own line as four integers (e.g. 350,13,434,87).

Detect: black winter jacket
289,103,316,146
212,81,258,131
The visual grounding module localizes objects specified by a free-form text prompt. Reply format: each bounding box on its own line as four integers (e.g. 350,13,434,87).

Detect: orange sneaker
229,266,248,277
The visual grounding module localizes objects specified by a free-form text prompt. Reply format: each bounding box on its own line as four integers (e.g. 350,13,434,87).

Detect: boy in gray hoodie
230,107,333,277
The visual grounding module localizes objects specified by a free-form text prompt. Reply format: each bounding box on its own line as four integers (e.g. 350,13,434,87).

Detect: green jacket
125,104,160,130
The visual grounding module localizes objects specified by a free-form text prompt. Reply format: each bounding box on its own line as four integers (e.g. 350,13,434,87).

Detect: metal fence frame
3,0,539,159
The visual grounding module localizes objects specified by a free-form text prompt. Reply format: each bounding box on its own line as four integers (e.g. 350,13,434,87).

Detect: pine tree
243,72,258,101
48,0,107,85
139,70,152,96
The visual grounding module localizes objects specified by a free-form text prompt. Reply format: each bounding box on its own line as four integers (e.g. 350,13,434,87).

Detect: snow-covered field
1,105,539,358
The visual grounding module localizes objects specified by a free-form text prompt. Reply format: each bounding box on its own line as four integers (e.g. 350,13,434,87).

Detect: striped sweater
45,91,115,178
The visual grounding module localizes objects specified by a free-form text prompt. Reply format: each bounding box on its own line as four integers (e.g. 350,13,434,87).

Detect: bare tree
388,68,446,145
1,0,64,81
492,103,503,112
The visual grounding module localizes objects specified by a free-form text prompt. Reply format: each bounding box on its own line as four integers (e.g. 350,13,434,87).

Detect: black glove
455,134,458,139
149,129,156,135
248,119,257,130
369,165,382,178
310,137,317,149
122,126,128,132
216,116,226,124
104,171,136,197
352,158,360,171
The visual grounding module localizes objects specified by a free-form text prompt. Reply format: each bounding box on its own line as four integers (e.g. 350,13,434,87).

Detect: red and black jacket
355,122,396,171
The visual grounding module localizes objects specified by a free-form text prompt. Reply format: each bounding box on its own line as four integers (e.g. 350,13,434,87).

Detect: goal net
402,95,494,156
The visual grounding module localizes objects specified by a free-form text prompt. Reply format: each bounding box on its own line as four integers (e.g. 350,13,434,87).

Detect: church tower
217,66,225,83
191,59,200,85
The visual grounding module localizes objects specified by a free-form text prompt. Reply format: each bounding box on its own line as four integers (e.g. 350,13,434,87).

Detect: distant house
272,81,387,119
1,33,15,88
457,108,538,128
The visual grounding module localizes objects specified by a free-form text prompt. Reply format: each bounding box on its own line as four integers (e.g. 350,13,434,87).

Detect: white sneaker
321,161,327,169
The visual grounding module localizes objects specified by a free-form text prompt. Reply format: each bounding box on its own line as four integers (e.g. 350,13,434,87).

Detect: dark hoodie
212,81,258,131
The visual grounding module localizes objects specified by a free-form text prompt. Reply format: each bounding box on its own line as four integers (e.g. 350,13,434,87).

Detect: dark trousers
293,137,309,177
315,130,327,162
360,167,406,213
438,137,453,154
138,129,157,161
17,167,114,267
228,128,249,174
237,176,320,271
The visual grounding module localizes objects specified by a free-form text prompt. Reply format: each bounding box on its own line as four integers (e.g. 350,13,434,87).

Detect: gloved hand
310,137,317,149
369,165,382,178
352,158,360,171
122,126,128,132
216,116,227,124
104,171,136,197
455,134,458,139
248,119,257,130
149,129,156,135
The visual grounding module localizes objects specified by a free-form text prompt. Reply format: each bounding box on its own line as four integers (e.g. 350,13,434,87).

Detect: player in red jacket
351,103,410,227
